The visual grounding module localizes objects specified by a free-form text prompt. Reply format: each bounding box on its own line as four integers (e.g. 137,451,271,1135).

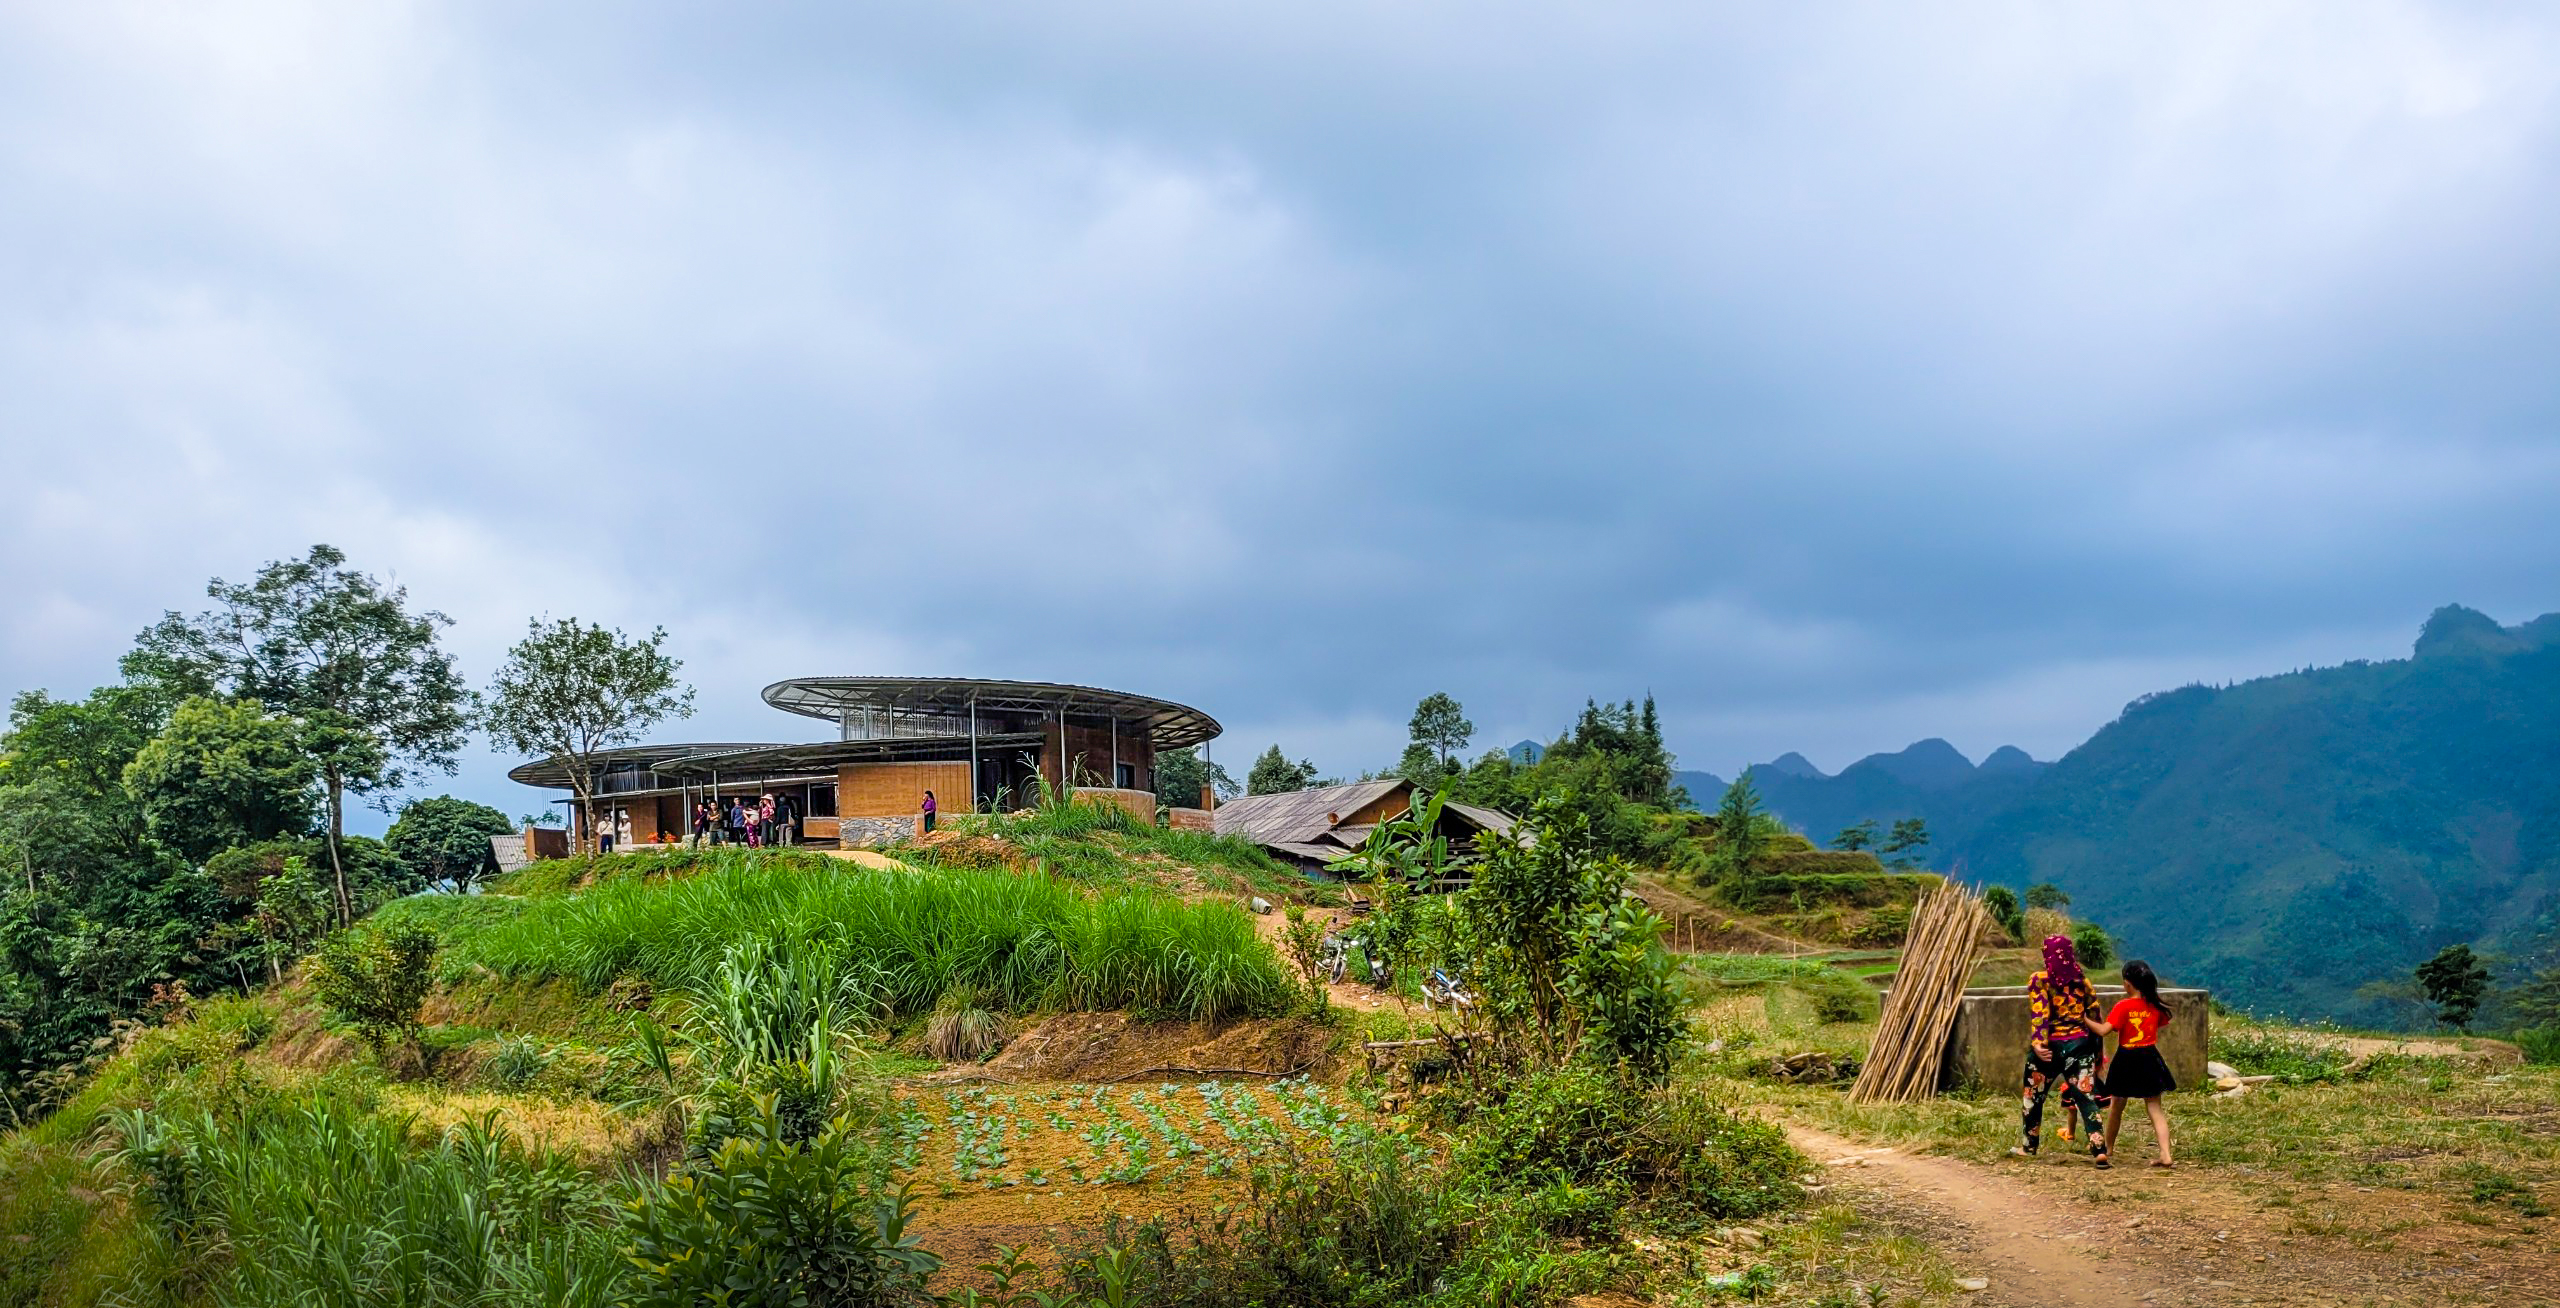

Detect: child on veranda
2082,959,2178,1170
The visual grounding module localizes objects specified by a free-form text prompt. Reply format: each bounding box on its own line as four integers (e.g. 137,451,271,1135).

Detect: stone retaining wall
837,816,919,848
1939,985,2211,1093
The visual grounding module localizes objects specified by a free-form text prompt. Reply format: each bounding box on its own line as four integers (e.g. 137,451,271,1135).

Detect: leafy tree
1152,747,1238,810
131,545,469,926
1982,886,2026,940
1246,745,1318,796
2069,920,2113,971
1393,741,1452,791
480,618,694,855
384,796,516,893
121,697,317,865
1829,820,1878,852
308,922,439,1061
2417,944,2491,1031
1708,777,1767,891
2506,966,2560,1030
248,852,341,983
2024,882,2070,910
0,684,172,891
1408,692,1475,769
1547,695,1680,809
1881,817,1932,871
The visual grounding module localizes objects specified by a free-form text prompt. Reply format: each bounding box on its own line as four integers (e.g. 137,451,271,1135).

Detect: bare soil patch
965,1013,1331,1083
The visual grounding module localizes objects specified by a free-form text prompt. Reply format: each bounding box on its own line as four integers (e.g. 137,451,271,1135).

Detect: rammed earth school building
507,677,1222,849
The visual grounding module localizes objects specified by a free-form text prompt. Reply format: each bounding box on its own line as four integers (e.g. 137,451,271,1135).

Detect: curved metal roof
761,676,1222,749
505,742,789,788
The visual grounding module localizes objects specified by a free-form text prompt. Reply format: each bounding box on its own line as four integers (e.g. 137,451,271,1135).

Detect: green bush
1628,1086,1803,1221
484,1037,552,1090
2069,920,2113,971
2209,1028,2350,1085
2514,1027,2560,1066
1452,1061,1643,1189
308,923,439,1060
625,1100,937,1308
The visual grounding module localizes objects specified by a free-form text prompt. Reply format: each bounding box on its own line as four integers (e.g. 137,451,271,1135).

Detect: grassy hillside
1958,606,2560,1024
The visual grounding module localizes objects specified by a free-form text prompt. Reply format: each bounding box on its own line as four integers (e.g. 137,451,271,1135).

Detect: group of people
692,793,799,848
2015,933,2179,1169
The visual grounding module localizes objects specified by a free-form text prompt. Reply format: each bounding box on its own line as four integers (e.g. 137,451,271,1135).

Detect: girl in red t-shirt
2081,959,2177,1169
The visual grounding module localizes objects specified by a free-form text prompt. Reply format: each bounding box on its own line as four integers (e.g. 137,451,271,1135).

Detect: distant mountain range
1710,605,2560,1026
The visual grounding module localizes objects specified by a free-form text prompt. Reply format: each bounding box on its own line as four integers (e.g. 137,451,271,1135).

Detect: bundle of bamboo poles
1850,880,1995,1104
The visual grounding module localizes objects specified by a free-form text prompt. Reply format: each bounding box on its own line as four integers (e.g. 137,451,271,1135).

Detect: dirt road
1789,1124,2553,1307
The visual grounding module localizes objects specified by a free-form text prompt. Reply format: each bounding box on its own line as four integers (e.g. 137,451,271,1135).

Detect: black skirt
2103,1044,2176,1099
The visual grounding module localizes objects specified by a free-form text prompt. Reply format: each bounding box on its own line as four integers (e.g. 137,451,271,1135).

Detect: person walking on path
2011,933,2112,1166
2084,959,2178,1168
693,800,714,849
920,789,938,836
758,794,777,849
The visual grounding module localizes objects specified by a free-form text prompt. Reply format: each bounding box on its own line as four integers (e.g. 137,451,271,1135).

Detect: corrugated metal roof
1212,779,1409,847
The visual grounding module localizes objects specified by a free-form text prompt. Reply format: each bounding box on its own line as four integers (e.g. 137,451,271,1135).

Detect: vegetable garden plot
890,1077,1405,1229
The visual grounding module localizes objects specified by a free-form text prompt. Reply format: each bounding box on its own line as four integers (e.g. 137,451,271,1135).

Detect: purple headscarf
2041,934,2085,991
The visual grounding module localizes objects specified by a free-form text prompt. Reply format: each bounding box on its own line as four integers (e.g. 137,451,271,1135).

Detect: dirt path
1789,1123,2554,1306
1789,1125,2166,1307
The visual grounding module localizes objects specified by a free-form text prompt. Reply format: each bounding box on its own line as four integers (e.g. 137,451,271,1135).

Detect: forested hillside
1746,605,2560,1026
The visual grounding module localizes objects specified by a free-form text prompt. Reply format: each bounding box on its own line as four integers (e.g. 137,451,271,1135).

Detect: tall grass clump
107,1103,628,1307
447,861,1295,1023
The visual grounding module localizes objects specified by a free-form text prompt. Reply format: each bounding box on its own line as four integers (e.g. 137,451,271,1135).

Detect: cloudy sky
4,1,2557,819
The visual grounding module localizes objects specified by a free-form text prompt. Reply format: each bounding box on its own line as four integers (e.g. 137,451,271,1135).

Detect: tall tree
122,697,317,865
131,545,468,925
1830,819,1878,852
481,618,694,854
1881,817,1932,871
1246,745,1318,796
2416,944,2491,1031
1710,776,1767,890
385,796,517,893
1152,747,1238,810
1407,693,1475,768
2024,882,2071,910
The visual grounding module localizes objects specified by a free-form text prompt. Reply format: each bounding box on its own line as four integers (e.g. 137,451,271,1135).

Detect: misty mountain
1740,738,2046,856
1732,604,2560,1026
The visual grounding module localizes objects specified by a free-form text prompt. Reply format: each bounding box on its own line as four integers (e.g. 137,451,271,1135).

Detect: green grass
406,858,1298,1024
912,800,1333,903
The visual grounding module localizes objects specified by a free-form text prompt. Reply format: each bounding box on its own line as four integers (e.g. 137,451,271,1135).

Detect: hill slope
1958,606,2560,1023
1736,605,2560,1026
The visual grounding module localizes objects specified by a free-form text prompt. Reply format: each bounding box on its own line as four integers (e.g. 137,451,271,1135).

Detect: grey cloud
2,2,2557,809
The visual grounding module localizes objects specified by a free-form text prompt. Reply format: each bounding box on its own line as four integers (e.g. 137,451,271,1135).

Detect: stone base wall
837,816,920,848
1166,807,1214,832
1939,985,2210,1094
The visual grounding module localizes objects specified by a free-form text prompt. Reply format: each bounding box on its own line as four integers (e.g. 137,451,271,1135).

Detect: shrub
1847,905,1910,947
1981,887,2025,941
1628,1086,1803,1221
2069,921,2113,970
485,1036,553,1090
1805,974,1870,1025
2209,1028,2350,1085
2514,1027,2560,1066
626,1101,936,1308
308,923,439,1061
923,987,1005,1063
1452,1061,1644,1189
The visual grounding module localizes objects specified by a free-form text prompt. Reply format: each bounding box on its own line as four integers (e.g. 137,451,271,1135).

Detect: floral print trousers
2021,1038,2110,1160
